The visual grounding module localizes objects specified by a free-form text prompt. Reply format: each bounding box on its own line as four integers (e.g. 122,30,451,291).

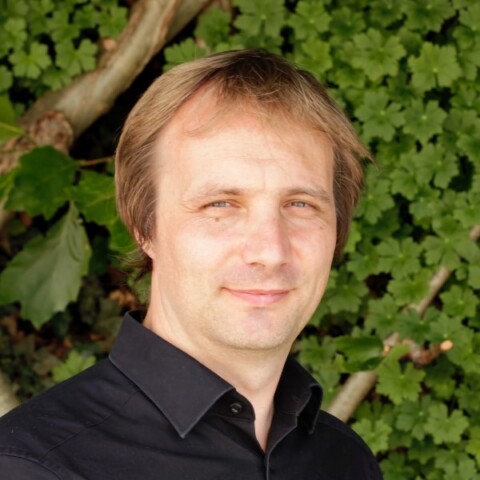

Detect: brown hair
115,49,370,274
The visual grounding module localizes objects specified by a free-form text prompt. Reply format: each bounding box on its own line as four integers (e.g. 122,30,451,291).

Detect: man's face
144,96,337,361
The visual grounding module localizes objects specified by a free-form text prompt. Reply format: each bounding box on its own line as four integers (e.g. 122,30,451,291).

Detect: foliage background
1,1,479,478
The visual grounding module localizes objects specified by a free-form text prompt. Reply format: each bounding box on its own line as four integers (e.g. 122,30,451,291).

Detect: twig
326,224,480,422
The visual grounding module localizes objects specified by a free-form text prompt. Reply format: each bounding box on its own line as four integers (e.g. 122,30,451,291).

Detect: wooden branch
0,371,19,417
22,0,211,137
0,0,212,414
326,224,480,423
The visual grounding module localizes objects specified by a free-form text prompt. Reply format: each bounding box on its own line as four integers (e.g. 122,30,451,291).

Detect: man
0,50,382,479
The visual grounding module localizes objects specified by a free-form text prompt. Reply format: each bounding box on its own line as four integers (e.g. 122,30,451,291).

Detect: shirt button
229,402,243,415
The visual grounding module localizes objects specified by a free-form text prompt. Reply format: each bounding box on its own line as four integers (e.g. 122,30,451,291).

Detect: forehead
157,86,333,162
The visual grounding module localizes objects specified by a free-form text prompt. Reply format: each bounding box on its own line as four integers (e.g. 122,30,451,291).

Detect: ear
133,229,156,260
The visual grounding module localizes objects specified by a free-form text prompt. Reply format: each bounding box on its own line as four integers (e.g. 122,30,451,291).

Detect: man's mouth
223,288,290,306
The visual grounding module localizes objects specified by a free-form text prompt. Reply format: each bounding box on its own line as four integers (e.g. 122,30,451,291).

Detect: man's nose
241,210,292,269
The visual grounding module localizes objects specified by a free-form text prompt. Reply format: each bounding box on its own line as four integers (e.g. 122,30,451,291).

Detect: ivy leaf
376,360,425,404
389,159,420,200
56,39,98,77
195,6,232,47
289,1,331,40
355,176,394,224
395,397,432,440
107,217,135,254
404,0,454,32
365,294,398,337
9,42,51,79
97,5,128,38
369,0,404,27
5,146,76,220
2,18,27,55
329,7,366,40
323,269,368,314
355,90,404,142
377,237,422,278
233,0,285,38
346,242,379,280
0,95,23,144
352,418,392,454
48,10,80,43
0,204,91,328
52,349,96,383
409,43,461,92
351,29,406,81
164,39,206,71
0,66,13,93
72,171,116,227
294,38,332,78
387,269,431,306
335,335,383,371
402,100,447,144
440,285,479,319
424,403,469,445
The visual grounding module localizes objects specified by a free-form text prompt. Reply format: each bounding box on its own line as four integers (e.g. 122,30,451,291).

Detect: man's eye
289,201,309,208
205,201,230,208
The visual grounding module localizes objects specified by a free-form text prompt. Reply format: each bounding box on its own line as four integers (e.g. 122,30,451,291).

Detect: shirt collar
110,312,322,437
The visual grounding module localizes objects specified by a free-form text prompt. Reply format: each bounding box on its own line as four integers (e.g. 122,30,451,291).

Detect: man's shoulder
314,410,383,478
0,358,138,463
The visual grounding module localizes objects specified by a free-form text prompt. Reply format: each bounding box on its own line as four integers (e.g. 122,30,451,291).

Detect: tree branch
326,224,480,423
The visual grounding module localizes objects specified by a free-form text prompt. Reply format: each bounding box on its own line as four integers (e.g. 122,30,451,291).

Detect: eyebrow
184,184,334,205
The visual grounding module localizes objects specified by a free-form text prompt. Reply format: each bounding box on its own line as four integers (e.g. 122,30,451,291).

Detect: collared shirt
0,312,382,479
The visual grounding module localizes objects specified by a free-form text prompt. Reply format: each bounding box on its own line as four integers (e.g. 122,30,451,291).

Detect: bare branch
327,224,480,422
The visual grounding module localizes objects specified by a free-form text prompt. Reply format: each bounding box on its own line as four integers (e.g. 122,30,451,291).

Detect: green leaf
97,5,128,38
335,335,383,371
195,6,232,47
329,7,366,41
52,349,96,383
2,18,27,54
440,285,479,319
402,100,447,144
352,418,392,454
108,217,135,254
294,38,332,78
56,39,98,77
409,43,461,92
387,269,431,306
5,146,76,220
48,10,80,43
164,39,207,71
0,204,91,327
365,294,398,337
377,238,422,278
0,95,23,143
377,360,425,404
72,171,116,227
0,66,13,93
355,90,404,142
351,29,406,81
396,397,432,440
233,0,285,38
346,242,379,280
424,403,469,445
9,41,51,79
288,1,331,40
355,176,394,224
404,0,454,32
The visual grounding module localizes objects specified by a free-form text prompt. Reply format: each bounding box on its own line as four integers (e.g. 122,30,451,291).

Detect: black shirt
0,312,382,479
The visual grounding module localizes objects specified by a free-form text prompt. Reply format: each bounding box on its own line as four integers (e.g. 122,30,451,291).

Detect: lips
224,288,289,306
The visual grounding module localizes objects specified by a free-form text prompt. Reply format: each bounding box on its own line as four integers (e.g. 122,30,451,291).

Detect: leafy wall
1,1,479,478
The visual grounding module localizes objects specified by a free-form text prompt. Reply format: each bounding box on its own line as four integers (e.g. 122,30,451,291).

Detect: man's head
115,49,369,275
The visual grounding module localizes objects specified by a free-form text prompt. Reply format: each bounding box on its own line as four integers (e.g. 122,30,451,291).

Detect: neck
143,307,290,452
